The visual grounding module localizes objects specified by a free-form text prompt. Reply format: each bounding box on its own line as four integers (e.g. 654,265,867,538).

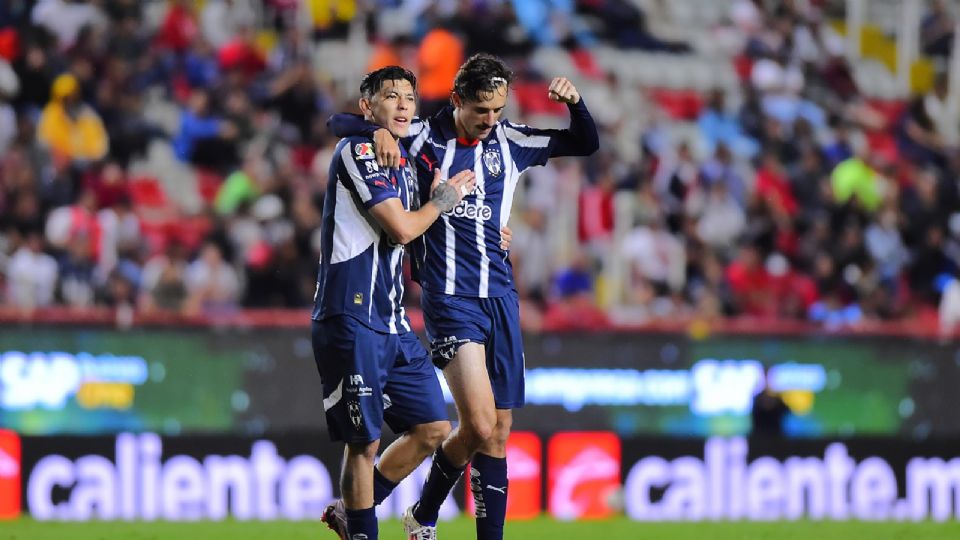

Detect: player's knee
346,440,380,461
462,414,497,445
411,420,451,450
491,417,511,447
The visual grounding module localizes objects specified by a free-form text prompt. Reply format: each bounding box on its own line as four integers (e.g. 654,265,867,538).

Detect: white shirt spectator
201,0,257,48
6,242,58,309
692,184,747,252
0,59,19,155
185,244,241,310
621,221,686,292
31,0,106,50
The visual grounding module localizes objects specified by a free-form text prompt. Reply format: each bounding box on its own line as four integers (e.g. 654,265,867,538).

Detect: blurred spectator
57,234,96,308
216,154,266,215
184,242,241,315
202,0,257,49
5,230,58,309
37,74,108,164
416,27,463,116
751,367,788,437
865,205,910,285
830,152,882,213
174,89,239,172
621,212,685,294
577,169,615,257
30,0,106,51
897,94,949,169
45,188,101,261
921,0,955,60
510,208,553,305
924,73,959,146
12,43,53,113
543,250,608,329
0,59,16,155
689,179,746,253
700,144,748,208
140,243,190,314
697,88,759,160
157,0,199,54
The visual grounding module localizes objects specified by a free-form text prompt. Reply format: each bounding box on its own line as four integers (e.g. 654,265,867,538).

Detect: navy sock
413,447,464,526
471,452,508,540
372,466,398,506
345,506,377,540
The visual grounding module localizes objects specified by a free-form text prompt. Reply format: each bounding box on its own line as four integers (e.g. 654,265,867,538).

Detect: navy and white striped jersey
329,100,598,298
311,136,418,334
408,101,597,298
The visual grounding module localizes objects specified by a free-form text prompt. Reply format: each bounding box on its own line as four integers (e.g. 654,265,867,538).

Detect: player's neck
452,108,477,144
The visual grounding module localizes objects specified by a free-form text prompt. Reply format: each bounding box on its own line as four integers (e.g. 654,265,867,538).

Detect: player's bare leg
378,420,451,481
406,343,502,538
439,343,497,466
340,440,380,540
325,421,449,539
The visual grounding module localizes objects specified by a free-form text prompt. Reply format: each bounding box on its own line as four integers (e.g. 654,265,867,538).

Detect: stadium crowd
0,0,958,331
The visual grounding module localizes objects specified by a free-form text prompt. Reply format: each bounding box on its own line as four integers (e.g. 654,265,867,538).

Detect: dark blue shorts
312,315,448,444
421,289,525,409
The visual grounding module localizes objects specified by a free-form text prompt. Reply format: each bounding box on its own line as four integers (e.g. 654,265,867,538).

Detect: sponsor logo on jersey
354,143,375,160
447,201,493,221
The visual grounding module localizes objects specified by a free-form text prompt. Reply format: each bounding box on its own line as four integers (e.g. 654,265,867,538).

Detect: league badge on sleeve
483,149,503,177
354,143,376,160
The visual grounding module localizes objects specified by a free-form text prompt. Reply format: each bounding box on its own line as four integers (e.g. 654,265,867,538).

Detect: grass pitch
4,517,960,539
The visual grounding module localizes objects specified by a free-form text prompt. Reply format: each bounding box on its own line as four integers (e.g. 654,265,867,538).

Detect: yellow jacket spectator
37,73,108,162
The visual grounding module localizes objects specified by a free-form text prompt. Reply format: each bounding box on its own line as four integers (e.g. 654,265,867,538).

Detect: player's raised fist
547,77,580,105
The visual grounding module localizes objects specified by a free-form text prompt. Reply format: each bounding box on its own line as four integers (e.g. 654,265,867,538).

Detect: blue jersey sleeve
503,99,599,171
327,113,426,147
337,139,398,209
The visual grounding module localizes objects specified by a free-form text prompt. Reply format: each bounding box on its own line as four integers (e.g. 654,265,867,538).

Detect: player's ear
358,97,372,116
450,92,461,109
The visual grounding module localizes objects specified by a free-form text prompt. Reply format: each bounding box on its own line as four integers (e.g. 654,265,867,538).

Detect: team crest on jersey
354,143,375,160
482,149,502,177
348,401,363,430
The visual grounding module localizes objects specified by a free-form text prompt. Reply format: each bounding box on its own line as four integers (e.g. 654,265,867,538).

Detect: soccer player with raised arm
312,66,478,540
328,54,599,540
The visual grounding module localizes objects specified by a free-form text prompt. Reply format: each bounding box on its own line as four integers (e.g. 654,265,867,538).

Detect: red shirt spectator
755,152,798,217
156,1,198,53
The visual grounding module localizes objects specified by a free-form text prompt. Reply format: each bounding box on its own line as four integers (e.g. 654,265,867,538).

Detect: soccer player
312,65,477,540
329,54,599,540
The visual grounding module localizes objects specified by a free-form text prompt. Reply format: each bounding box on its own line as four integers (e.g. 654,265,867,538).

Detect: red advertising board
0,430,21,519
547,431,621,520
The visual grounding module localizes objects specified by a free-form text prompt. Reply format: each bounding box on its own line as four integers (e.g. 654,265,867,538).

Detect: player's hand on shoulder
373,128,401,168
548,77,580,105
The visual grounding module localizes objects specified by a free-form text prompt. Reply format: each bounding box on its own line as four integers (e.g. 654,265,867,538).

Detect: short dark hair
452,53,514,103
359,66,417,100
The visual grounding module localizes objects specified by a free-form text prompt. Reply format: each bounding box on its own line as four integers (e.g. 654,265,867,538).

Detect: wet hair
452,53,514,103
359,66,417,100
